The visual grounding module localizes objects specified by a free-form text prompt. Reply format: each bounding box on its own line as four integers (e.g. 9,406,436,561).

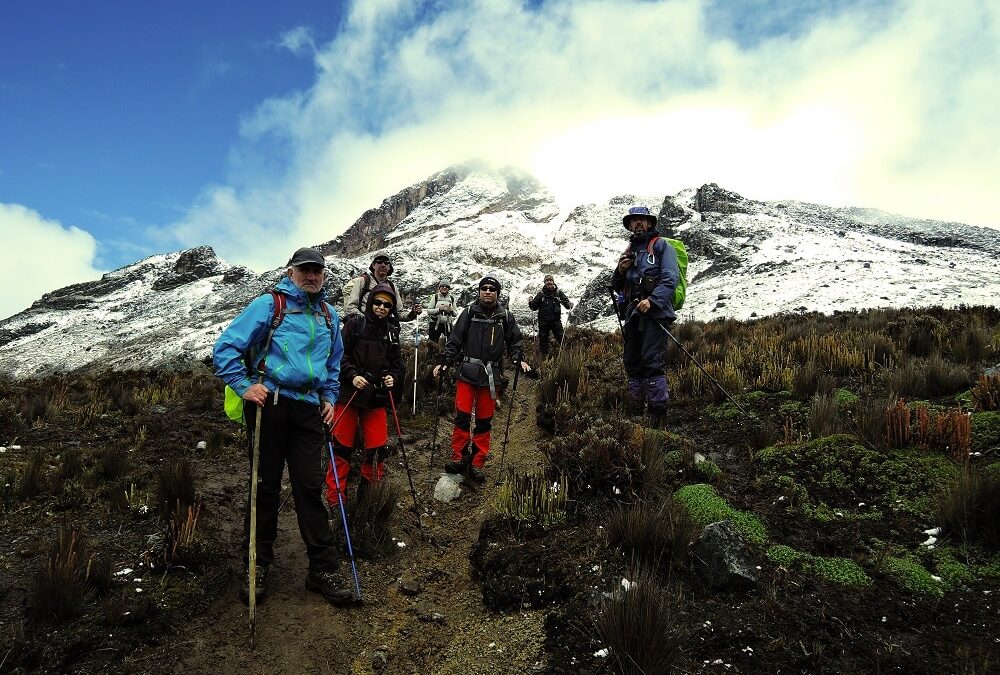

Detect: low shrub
494,471,568,529
808,392,839,439
971,374,1000,412
19,449,47,499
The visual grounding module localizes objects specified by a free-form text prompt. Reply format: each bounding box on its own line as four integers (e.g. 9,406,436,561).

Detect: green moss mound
883,556,945,597
674,483,767,544
757,434,958,517
767,545,872,586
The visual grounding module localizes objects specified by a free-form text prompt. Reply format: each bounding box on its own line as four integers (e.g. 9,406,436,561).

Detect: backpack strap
255,291,286,374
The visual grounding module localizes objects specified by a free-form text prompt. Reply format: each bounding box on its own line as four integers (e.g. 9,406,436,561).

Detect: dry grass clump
155,458,195,517
937,468,1000,552
592,567,684,675
809,392,840,439
345,478,400,557
606,499,696,572
30,528,93,623
971,374,1000,412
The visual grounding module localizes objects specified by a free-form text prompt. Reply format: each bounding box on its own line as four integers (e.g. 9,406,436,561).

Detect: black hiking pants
243,393,340,572
622,315,669,379
537,319,563,356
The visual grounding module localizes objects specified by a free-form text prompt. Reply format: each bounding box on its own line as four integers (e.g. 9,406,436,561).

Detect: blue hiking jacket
612,230,680,322
213,276,343,406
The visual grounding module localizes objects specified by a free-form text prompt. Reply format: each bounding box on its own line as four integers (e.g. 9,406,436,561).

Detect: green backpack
222,291,335,423
644,236,688,311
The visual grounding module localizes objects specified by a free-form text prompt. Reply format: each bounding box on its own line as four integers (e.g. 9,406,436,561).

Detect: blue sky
1,0,997,319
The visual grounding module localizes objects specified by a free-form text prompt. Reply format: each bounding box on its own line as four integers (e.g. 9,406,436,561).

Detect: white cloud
0,203,102,320
167,0,1000,271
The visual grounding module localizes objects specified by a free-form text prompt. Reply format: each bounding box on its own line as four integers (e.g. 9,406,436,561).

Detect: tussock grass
607,499,696,572
346,478,399,557
592,567,683,675
938,468,1000,552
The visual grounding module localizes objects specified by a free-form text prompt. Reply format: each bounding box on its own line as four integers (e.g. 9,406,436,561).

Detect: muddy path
164,377,549,675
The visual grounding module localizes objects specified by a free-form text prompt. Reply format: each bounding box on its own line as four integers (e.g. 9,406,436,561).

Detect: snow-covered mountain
2,164,998,378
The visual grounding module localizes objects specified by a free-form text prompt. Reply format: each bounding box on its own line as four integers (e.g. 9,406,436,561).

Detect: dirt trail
168,377,549,675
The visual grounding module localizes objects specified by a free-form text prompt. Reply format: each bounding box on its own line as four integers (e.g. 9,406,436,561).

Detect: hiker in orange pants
326,284,403,506
433,276,530,482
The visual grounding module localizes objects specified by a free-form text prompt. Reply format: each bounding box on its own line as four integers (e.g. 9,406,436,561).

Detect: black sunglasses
371,299,394,308
480,286,498,293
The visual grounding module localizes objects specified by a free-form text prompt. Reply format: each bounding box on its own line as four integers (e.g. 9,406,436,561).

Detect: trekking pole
650,320,751,417
427,374,444,480
496,365,521,481
247,398,263,651
387,390,431,531
324,427,362,603
412,328,419,415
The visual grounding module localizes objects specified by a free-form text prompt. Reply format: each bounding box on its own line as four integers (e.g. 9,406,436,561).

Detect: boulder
433,474,463,502
691,520,759,590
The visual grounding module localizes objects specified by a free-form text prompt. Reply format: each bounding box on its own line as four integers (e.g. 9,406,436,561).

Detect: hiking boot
305,569,356,606
444,459,467,475
469,466,486,483
239,565,268,606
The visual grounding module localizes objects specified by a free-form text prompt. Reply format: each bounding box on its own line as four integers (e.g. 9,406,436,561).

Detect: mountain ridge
2,166,998,379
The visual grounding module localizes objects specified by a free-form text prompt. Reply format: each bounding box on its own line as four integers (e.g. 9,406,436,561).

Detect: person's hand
320,401,336,425
413,303,423,315
352,375,369,389
637,299,652,313
617,254,632,272
242,383,270,406
433,364,448,379
383,374,395,388
519,361,532,373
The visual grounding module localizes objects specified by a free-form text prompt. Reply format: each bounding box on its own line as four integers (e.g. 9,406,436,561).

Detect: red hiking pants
450,380,496,468
325,403,388,506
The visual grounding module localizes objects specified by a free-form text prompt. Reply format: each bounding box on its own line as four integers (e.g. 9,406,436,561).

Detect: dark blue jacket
612,230,680,322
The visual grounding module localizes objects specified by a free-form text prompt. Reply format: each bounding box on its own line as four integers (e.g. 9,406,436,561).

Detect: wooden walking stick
248,399,263,650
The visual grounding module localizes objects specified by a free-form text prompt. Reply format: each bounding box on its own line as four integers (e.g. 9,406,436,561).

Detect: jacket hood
366,282,396,321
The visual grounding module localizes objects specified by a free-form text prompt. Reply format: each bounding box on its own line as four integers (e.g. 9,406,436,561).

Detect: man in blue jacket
214,247,352,606
611,207,680,417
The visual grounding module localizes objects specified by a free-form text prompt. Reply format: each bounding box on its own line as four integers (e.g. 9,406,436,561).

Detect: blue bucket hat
622,206,657,229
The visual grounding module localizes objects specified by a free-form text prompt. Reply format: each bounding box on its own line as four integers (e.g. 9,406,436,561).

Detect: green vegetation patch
694,460,722,482
757,434,958,517
674,483,767,544
883,556,945,597
971,412,1000,452
767,544,872,586
705,391,767,421
930,548,976,589
835,389,859,405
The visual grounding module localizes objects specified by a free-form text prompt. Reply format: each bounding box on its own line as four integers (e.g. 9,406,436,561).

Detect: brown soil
164,378,551,675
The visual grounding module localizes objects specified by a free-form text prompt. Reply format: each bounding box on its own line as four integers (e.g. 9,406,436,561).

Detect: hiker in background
425,279,458,344
611,207,680,418
528,274,573,357
325,284,403,509
432,276,530,482
343,253,422,322
213,247,353,607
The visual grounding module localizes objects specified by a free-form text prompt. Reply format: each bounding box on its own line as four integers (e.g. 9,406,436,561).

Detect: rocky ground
2,309,1000,674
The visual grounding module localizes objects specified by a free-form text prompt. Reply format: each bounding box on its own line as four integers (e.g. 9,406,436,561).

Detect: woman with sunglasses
433,276,531,482
325,284,404,508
